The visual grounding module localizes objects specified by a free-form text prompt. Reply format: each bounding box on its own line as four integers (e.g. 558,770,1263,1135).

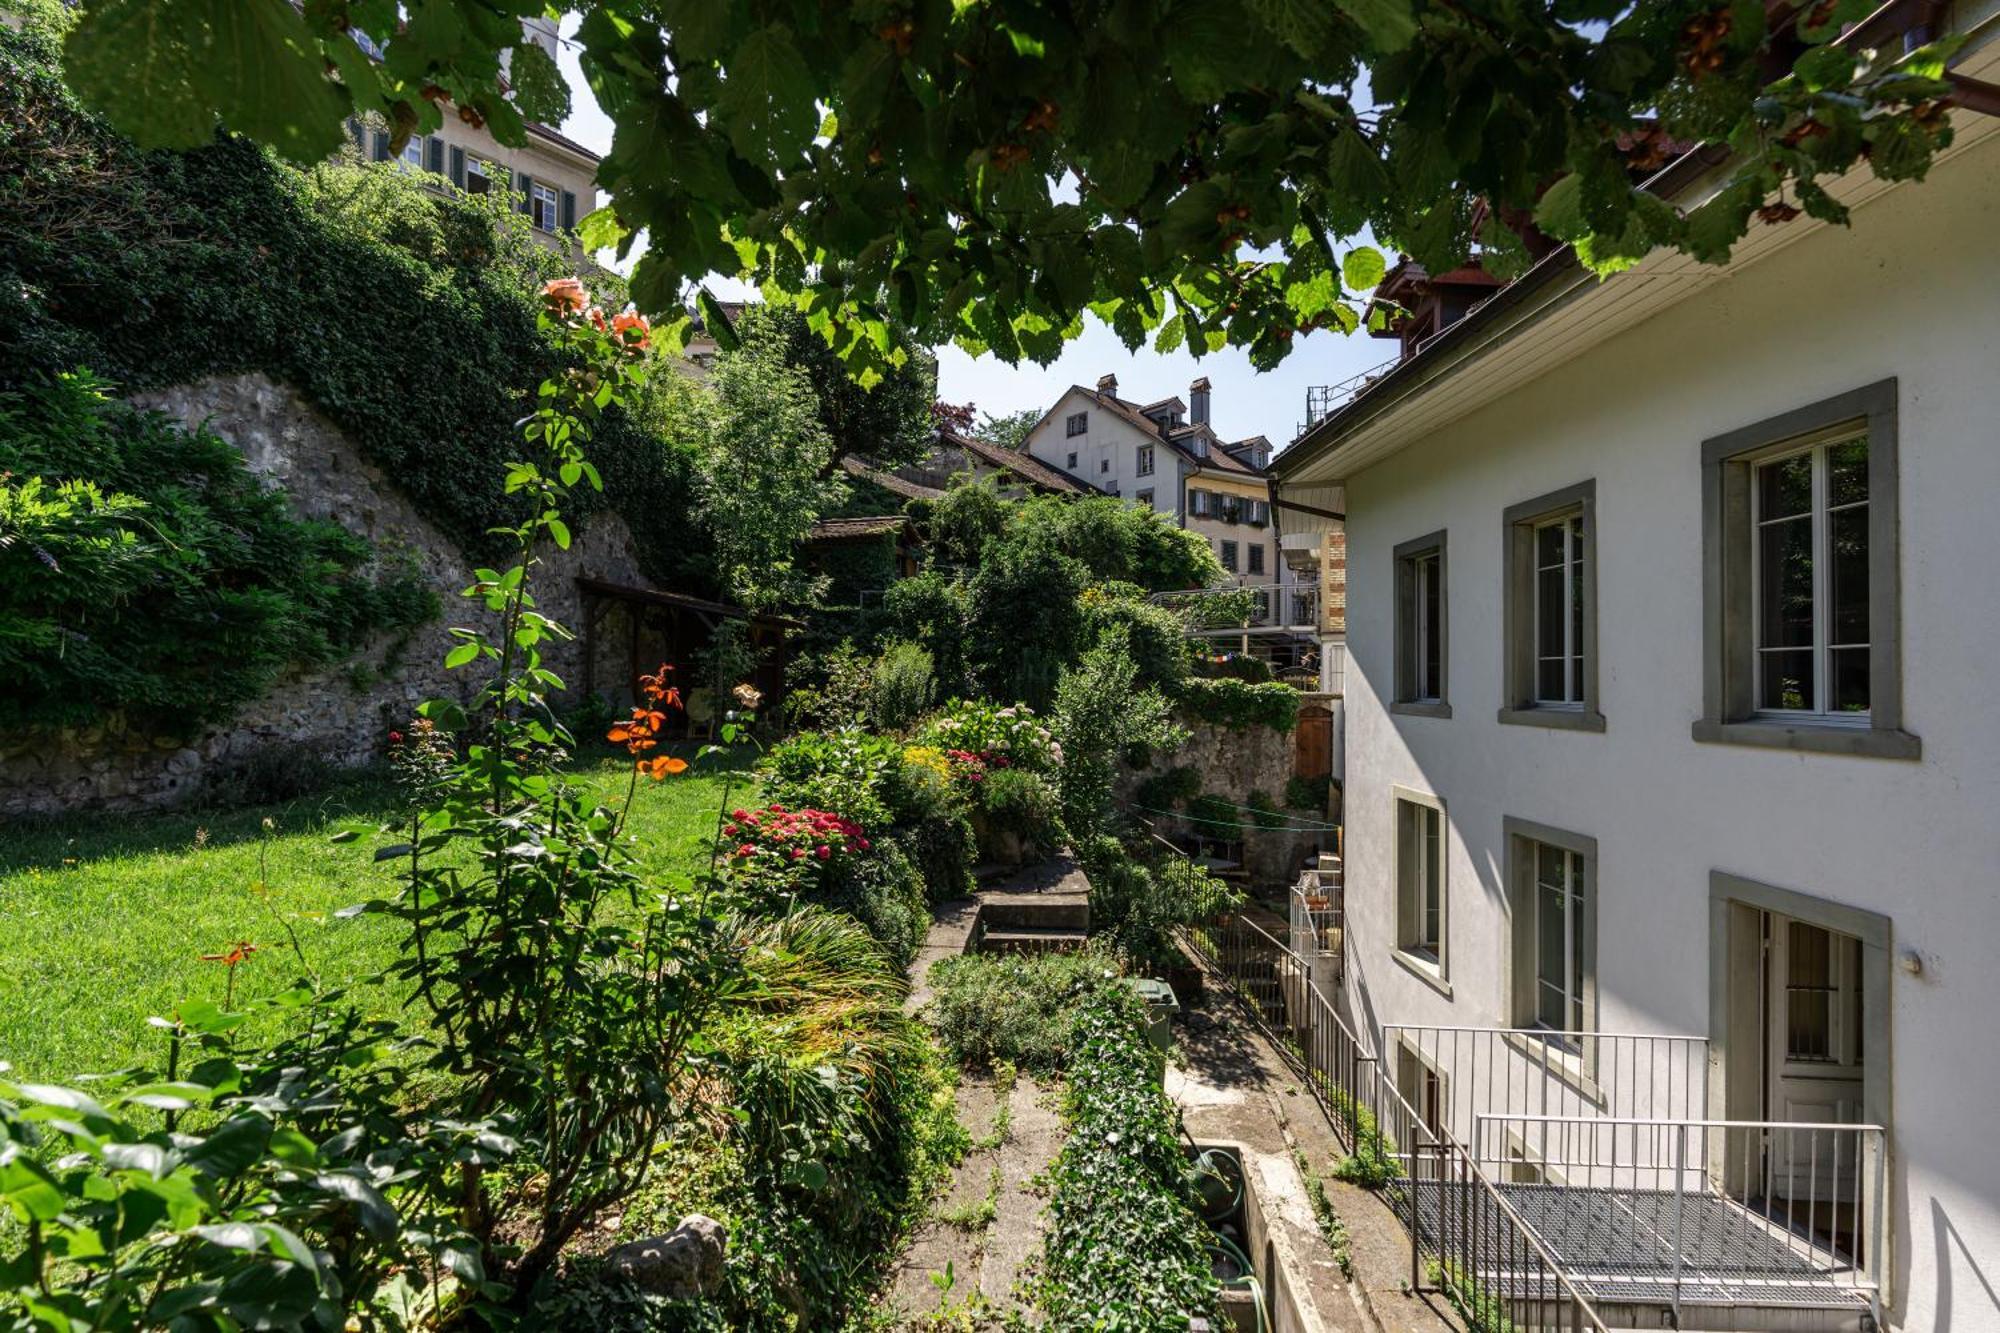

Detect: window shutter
560,190,577,231
449,145,465,187
425,137,444,174
516,172,533,214
371,129,390,162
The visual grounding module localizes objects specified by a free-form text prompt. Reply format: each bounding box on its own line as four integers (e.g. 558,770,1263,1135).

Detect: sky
551,24,1394,454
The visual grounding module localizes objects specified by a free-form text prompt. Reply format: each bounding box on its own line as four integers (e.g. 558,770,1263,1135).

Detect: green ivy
0,23,713,595
1173,677,1302,732
0,374,436,736
1038,989,1222,1329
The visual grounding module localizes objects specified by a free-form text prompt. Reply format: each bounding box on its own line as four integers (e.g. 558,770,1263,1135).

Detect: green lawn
0,745,759,1084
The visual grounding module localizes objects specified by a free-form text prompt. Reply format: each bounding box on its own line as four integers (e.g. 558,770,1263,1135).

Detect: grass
0,744,757,1083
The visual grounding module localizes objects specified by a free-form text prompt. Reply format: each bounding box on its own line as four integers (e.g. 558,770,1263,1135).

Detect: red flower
388,731,403,744
815,845,831,860
790,847,805,860
723,823,739,836
736,844,756,858
731,809,749,821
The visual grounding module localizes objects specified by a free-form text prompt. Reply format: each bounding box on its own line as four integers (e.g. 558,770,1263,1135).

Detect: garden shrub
1081,584,1192,691
1080,834,1242,967
1173,676,1302,731
1186,793,1246,840
1285,772,1332,812
976,766,1066,861
916,698,1062,773
1134,764,1202,813
966,539,1090,709
881,748,977,901
761,726,901,829
610,908,964,1331
870,638,936,732
1050,629,1184,842
1038,990,1222,1329
881,569,972,695
1246,789,1289,830
0,373,437,736
779,641,878,732
922,949,1120,1075
1192,650,1275,683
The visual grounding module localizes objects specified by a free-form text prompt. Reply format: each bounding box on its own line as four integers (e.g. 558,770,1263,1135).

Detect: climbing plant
51,0,1970,382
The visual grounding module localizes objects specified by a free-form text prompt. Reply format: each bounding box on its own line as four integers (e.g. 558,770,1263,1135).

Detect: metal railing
1380,1025,1710,1177
1297,356,1401,438
1183,913,1609,1330
1474,1114,1886,1326
1289,867,1343,994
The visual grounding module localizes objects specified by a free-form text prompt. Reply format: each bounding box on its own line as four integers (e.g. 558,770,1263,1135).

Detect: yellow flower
902,745,952,781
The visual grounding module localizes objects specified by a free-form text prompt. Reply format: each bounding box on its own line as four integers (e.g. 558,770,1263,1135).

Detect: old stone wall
0,373,644,818
1118,697,1341,889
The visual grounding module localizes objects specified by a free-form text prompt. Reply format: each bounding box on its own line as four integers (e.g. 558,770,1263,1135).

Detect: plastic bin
1126,977,1181,1051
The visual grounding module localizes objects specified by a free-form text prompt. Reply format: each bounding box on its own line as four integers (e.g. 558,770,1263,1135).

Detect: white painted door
1764,915,1864,1215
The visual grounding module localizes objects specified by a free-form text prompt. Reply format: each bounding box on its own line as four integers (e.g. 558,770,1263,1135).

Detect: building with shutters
343,17,598,258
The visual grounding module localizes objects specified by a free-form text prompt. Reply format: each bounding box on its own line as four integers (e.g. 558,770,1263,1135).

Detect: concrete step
977,892,1091,931
978,925,1089,955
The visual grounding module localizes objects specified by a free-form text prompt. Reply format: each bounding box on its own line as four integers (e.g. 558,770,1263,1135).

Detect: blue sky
553,25,1394,452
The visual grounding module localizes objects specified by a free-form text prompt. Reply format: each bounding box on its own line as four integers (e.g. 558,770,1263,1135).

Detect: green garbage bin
1126,978,1180,1052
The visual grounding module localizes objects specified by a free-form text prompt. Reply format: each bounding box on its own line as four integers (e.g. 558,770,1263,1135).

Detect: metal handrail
1183,913,1611,1330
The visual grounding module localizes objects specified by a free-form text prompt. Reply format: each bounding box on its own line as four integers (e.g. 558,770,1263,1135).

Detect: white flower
997,707,1017,718
1049,745,1064,763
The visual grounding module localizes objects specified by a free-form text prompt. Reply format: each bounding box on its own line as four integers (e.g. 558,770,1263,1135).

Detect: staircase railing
1182,913,1609,1330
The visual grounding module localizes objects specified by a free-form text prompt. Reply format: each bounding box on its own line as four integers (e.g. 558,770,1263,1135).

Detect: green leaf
1340,246,1387,291
64,0,213,150
196,0,349,163
1793,45,1856,93
715,25,817,167
546,517,572,550
1335,0,1417,52
444,642,480,669
507,39,571,125
1532,173,1587,242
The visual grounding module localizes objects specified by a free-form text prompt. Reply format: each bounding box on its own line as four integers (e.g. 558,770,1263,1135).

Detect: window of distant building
1136,488,1154,508
1066,412,1088,437
1137,444,1155,476
1219,539,1238,572
1066,451,1078,470
1247,544,1265,576
529,181,561,231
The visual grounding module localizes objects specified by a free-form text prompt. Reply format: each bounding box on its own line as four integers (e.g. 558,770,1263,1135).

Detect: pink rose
735,844,756,858
816,845,831,860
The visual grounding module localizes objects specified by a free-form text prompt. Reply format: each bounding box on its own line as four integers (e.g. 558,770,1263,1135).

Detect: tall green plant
360,279,742,1305
1050,628,1185,843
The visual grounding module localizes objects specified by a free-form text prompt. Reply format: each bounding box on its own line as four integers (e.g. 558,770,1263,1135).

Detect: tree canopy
56,0,1967,382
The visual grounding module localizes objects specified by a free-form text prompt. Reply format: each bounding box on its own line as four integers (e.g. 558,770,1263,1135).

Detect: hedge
1172,676,1301,731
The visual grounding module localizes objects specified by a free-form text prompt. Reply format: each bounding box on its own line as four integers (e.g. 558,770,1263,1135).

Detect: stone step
978,925,1089,955
977,892,1091,931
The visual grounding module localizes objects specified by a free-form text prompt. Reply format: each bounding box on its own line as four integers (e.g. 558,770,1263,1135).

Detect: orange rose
612,309,651,350
541,277,587,314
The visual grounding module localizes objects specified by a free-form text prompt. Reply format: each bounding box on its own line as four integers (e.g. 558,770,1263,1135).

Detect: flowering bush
726,802,870,889
918,699,1062,775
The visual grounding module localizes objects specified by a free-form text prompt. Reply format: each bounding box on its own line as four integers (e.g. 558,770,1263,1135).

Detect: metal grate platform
1394,1179,1873,1312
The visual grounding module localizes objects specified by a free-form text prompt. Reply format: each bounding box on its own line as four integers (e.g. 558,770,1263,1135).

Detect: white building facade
1273,84,2000,1333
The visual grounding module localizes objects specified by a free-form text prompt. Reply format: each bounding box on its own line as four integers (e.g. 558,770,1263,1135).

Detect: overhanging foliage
47,0,1968,383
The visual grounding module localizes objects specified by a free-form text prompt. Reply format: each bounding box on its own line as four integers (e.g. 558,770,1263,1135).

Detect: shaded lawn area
0,745,758,1085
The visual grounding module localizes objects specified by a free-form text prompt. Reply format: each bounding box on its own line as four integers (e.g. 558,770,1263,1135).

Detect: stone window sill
1498,706,1605,733
1691,718,1920,761
1392,949,1453,998
1391,700,1453,720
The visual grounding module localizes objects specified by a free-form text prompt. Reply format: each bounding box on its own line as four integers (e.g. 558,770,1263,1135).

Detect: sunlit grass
0,744,758,1084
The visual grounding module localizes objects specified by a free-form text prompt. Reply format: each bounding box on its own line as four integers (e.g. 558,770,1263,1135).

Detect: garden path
882,1067,1061,1326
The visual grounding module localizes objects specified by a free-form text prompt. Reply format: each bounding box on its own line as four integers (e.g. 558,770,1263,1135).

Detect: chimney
1190,376,1211,425
1096,373,1118,397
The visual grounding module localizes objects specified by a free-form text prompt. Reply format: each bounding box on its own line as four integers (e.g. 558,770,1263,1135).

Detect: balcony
1296,355,1400,440
1185,921,1888,1332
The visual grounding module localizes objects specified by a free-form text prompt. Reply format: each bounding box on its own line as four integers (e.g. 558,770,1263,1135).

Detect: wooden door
1294,704,1332,781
